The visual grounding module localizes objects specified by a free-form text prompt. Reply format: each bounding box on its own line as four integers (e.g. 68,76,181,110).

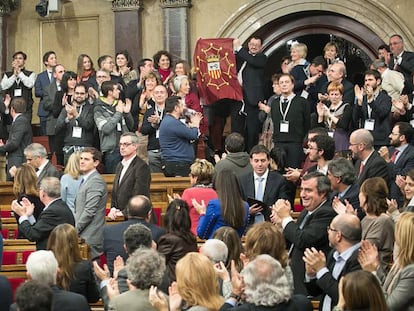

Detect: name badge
117,123,122,131
156,129,160,139
364,119,375,131
410,120,414,128
280,120,289,133
328,131,334,138
14,88,22,97
301,90,309,99
72,126,82,138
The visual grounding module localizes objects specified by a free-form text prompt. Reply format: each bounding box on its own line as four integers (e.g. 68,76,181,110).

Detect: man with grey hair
303,213,362,311
11,177,74,250
23,142,60,186
14,250,90,311
348,128,389,186
371,58,404,100
320,61,355,106
223,254,312,310
107,248,165,311
273,171,336,295
327,158,362,219
200,239,228,264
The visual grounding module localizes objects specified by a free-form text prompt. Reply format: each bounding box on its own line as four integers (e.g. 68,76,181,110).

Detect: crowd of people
1,32,414,311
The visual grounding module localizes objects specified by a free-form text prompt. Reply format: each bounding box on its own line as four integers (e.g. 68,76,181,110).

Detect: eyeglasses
327,226,338,232
119,142,134,147
307,146,319,151
75,92,86,95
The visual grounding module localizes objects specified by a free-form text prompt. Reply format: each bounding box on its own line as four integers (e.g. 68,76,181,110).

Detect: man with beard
353,69,392,149
55,83,95,164
306,134,336,175
379,121,414,206
348,128,389,187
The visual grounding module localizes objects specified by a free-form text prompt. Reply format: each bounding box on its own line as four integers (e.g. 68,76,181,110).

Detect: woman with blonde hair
359,212,414,311
149,252,223,311
323,42,339,65
13,163,44,224
288,43,308,71
47,224,99,302
60,152,82,214
178,159,217,234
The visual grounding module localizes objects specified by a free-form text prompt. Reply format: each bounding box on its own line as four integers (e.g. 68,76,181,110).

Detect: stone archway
216,0,414,54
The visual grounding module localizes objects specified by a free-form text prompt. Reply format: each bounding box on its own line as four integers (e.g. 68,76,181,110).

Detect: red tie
390,150,400,163
358,163,364,176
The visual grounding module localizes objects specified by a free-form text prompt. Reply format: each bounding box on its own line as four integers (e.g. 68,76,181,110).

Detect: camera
35,0,49,17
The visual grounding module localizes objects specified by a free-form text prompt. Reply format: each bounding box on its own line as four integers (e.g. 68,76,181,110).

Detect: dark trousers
103,149,122,174
163,161,191,177
245,104,261,152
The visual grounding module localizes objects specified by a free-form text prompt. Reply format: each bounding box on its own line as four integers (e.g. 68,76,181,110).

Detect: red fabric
157,68,171,83
22,250,34,264
1,210,12,218
153,207,162,226
194,38,243,105
2,251,17,265
9,278,25,301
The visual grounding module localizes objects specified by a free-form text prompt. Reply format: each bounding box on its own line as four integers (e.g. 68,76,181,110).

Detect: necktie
255,177,264,201
358,163,364,176
282,98,288,105
393,58,399,70
390,149,399,163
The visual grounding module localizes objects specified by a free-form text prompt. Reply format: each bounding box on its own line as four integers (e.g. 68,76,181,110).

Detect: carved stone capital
0,0,19,16
160,0,191,9
112,0,143,12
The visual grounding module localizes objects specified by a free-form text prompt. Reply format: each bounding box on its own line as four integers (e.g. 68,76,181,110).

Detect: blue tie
256,177,264,201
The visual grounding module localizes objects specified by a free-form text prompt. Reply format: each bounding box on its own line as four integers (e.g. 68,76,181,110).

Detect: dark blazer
0,114,32,169
18,198,75,250
37,161,61,187
239,170,289,222
43,82,59,136
283,200,336,295
69,260,100,303
219,294,313,311
236,47,267,107
330,183,363,219
111,156,151,214
388,144,414,205
352,90,392,146
35,70,53,118
103,218,166,274
389,51,414,94
0,276,12,311
320,79,355,109
356,150,390,187
305,248,361,310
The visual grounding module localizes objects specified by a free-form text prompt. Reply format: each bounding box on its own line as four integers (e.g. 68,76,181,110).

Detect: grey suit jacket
75,170,107,259
43,81,59,135
108,288,157,311
384,263,414,311
37,160,61,187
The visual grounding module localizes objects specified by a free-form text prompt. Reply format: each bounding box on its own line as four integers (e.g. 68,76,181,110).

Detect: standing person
273,172,336,295
60,152,82,215
157,199,198,282
159,96,202,177
35,51,57,135
11,177,75,250
74,147,107,259
320,61,355,106
1,51,36,121
47,224,100,303
234,36,267,151
113,50,138,85
353,69,392,149
0,98,32,180
55,83,95,165
108,132,151,220
323,42,340,66
94,80,134,173
76,54,96,88
141,84,168,173
153,50,174,84
196,169,250,239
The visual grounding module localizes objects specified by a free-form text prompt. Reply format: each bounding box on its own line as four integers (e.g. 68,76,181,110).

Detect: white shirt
119,155,136,184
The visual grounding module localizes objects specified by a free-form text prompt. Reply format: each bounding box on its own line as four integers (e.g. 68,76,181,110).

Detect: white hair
26,250,58,285
200,239,228,263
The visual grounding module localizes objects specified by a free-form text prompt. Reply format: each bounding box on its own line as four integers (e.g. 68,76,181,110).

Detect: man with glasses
388,34,414,95
108,132,150,220
273,171,336,295
93,80,134,173
55,83,95,165
348,128,389,187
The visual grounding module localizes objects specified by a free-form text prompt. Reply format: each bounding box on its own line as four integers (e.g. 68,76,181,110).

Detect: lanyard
279,98,292,121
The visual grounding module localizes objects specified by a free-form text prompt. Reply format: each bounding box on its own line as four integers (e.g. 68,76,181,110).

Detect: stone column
112,0,144,67
159,0,191,61
0,0,20,73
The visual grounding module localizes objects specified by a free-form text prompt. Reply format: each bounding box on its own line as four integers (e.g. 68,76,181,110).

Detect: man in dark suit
0,97,32,180
349,128,390,187
303,214,362,311
240,144,288,224
23,143,60,187
379,121,414,206
353,69,392,148
273,172,336,295
103,195,166,274
108,132,151,220
328,158,362,219
34,51,56,136
234,36,267,151
74,147,108,260
11,177,75,250
16,250,90,311
388,34,414,95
